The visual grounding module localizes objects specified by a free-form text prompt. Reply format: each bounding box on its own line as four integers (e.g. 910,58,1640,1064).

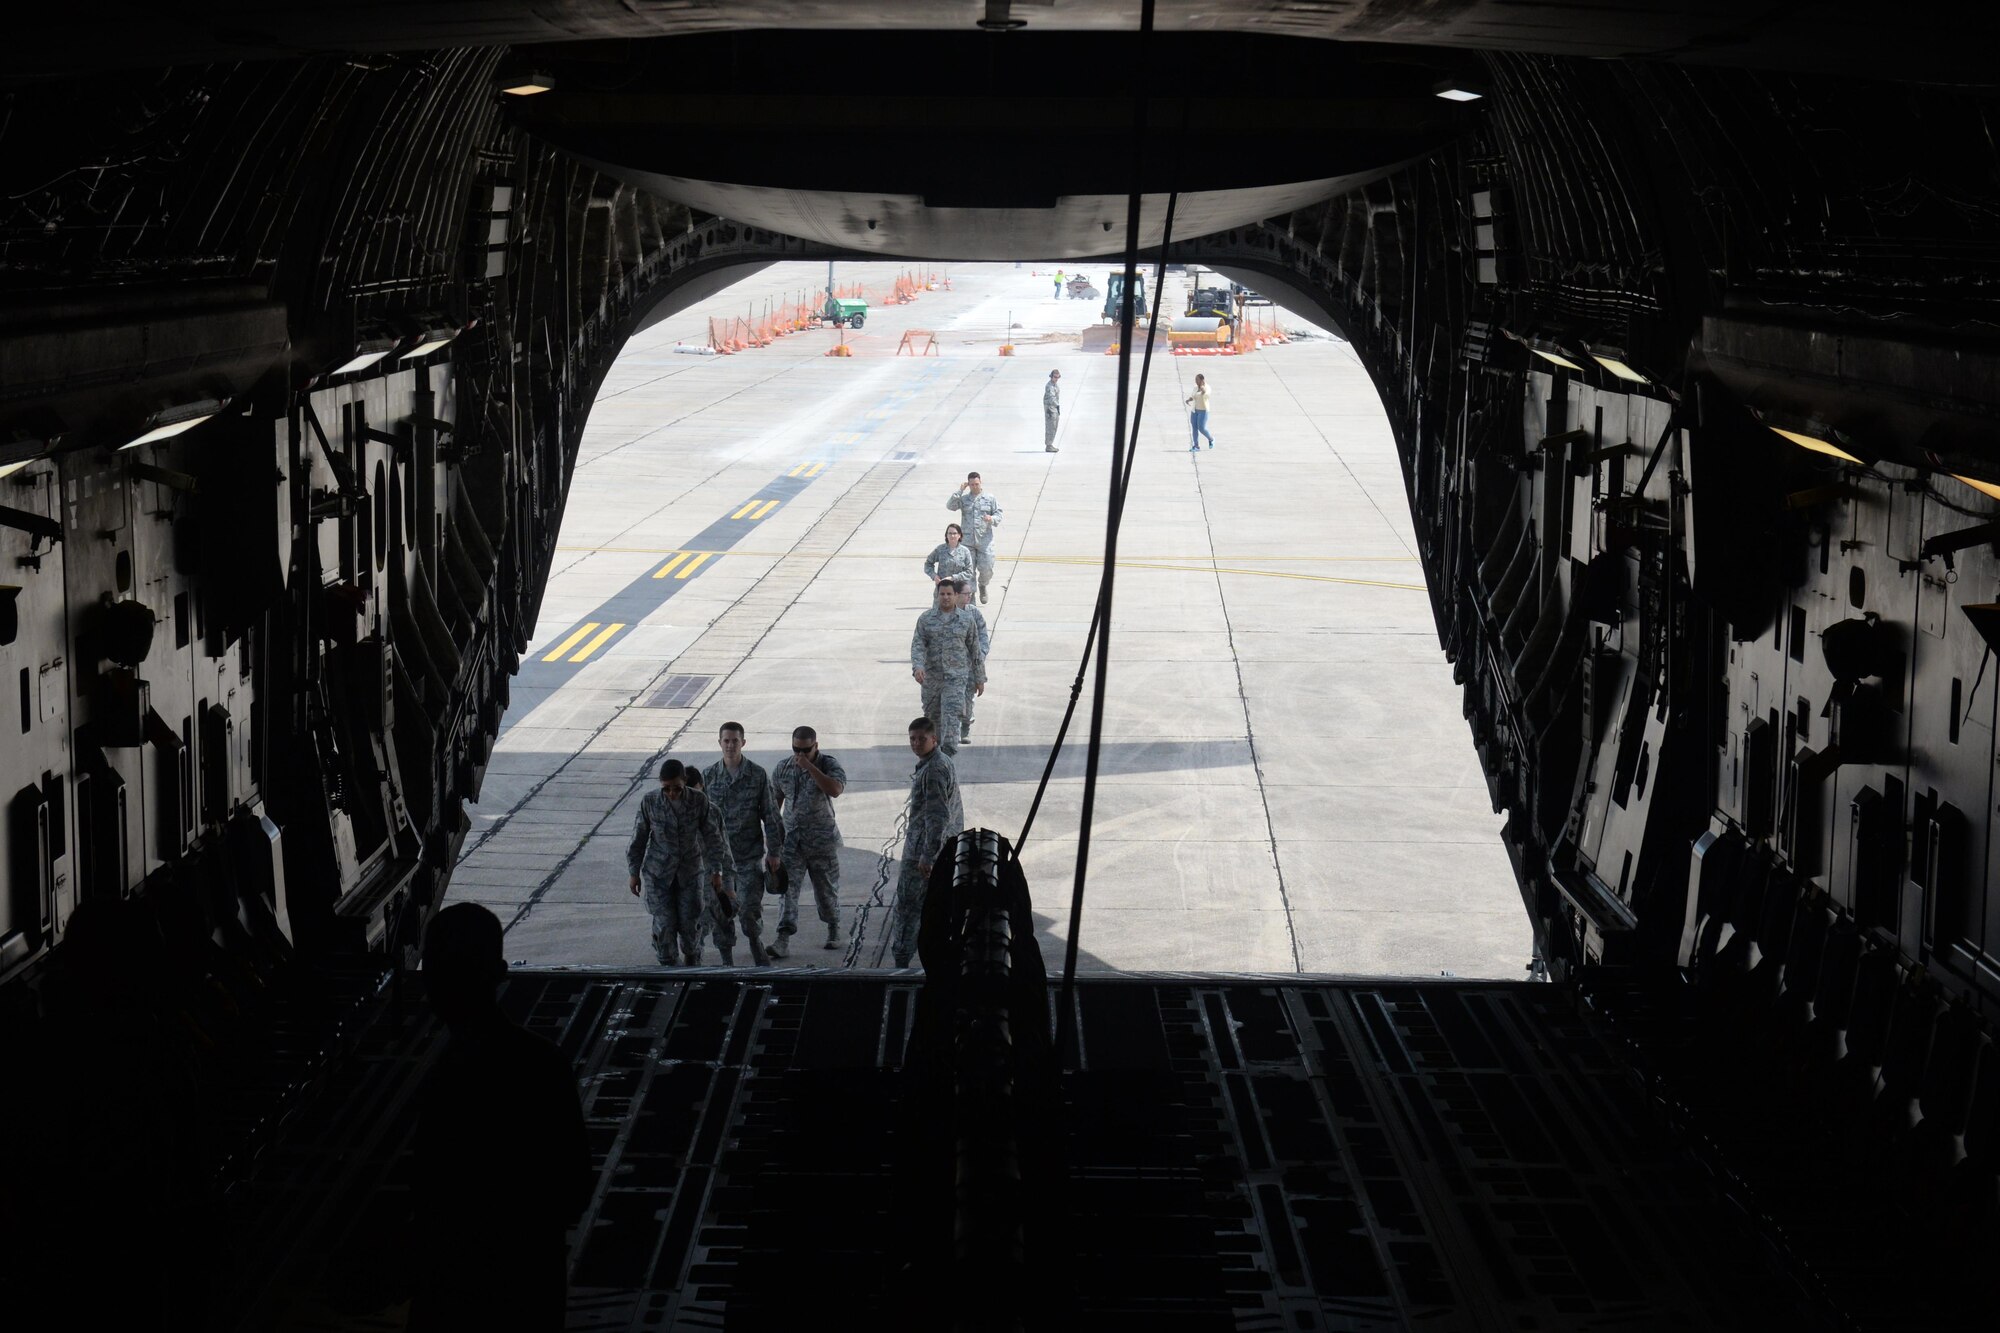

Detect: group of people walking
625,723,848,968
627,470,1009,972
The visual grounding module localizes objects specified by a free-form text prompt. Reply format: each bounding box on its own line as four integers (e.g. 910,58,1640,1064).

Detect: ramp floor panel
225,973,1877,1330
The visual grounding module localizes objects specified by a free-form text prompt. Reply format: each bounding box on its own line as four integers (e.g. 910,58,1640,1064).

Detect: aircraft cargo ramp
51,960,1980,1332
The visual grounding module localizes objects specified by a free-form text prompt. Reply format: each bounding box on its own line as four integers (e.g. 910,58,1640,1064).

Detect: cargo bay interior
4,3,2000,1329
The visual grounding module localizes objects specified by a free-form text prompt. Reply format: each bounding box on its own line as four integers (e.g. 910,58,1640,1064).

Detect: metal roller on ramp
1167,315,1229,346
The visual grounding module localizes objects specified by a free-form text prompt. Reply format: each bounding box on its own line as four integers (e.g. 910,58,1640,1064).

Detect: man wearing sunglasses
771,726,848,955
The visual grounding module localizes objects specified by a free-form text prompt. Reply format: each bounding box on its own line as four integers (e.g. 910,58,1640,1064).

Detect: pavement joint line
558,547,1417,562
546,358,928,586
1263,353,1420,562
1005,556,1426,591
521,358,956,694
1177,355,1305,974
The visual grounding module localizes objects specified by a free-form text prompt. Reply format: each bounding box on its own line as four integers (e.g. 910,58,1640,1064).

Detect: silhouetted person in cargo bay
411,903,592,1332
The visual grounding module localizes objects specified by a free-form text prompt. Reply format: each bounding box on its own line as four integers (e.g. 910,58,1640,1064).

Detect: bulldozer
1102,271,1148,324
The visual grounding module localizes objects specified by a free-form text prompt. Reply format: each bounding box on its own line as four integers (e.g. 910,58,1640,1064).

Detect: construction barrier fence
706,268,951,353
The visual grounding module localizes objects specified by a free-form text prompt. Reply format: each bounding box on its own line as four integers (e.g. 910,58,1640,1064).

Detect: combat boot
824,921,841,949
769,934,790,959
718,947,735,966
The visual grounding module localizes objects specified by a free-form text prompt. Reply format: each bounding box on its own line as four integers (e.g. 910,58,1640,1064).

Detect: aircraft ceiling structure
5,4,2000,1327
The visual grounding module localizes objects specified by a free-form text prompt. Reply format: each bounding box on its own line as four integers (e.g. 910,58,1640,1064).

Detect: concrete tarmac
444,261,1529,977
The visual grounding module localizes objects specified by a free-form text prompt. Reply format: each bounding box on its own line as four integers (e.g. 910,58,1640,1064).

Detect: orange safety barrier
897,329,938,356
1230,307,1288,353
709,292,830,352
705,274,959,354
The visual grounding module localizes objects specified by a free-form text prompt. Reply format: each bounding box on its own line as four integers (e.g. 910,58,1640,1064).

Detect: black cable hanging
1049,0,1161,1068
1010,193,1176,858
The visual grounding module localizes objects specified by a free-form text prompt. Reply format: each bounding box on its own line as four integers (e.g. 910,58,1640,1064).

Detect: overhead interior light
331,349,392,375
1435,84,1484,102
400,325,460,360
1770,427,1864,465
333,329,401,376
1499,327,1587,372
1951,474,2000,502
0,458,34,481
120,398,227,451
500,72,555,96
1588,346,1649,383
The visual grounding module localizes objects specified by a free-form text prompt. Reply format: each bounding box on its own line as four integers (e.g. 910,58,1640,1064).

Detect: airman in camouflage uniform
1043,368,1061,452
911,581,985,757
627,760,731,966
925,524,975,586
771,726,849,955
955,578,990,745
946,472,1003,604
702,722,785,964
891,716,965,969
680,765,732,961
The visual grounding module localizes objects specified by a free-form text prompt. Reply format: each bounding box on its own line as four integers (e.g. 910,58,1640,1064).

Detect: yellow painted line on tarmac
750,499,780,520
569,623,625,662
553,547,1422,588
651,552,690,579
803,462,826,477
788,463,808,477
542,622,599,661
730,499,760,519
676,552,716,579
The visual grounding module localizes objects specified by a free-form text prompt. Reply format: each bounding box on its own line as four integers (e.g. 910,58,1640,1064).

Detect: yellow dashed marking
803,462,826,477
542,622,599,661
569,623,624,662
731,499,760,520
750,499,780,520
651,552,690,579
564,547,1423,589
676,552,715,579
788,463,808,477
